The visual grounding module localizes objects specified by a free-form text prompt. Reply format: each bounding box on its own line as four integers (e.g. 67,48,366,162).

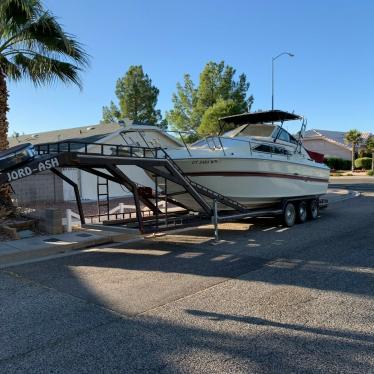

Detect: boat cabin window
254,144,291,156
254,144,273,153
278,129,290,142
275,128,299,145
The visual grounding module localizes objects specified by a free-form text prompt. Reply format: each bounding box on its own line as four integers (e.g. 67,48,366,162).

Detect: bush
354,157,372,170
367,170,374,176
324,157,352,170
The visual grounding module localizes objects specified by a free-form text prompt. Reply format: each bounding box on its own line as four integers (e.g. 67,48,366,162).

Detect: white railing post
66,209,72,232
65,209,82,232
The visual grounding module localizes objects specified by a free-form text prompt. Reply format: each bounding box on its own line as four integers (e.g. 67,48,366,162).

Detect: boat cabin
223,123,299,145
220,110,302,145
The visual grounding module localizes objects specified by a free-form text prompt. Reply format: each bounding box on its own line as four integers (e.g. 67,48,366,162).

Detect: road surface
0,188,373,373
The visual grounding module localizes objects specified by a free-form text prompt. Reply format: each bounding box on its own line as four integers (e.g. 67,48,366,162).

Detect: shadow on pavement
186,309,374,344
1,194,374,372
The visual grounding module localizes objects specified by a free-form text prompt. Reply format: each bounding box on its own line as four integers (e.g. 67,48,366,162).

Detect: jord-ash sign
7,157,59,182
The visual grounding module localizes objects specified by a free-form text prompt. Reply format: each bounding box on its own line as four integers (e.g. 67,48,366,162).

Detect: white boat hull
154,157,329,211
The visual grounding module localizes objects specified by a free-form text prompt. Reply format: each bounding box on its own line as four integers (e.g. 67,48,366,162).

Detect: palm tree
0,0,89,207
366,136,374,171
344,129,362,171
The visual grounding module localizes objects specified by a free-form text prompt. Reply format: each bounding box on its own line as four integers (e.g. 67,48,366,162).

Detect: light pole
272,52,294,111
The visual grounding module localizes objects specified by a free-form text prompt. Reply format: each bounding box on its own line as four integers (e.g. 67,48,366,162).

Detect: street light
272,52,294,111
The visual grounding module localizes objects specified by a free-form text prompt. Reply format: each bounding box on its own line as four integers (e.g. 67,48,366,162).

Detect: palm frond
0,0,89,89
8,11,89,65
0,56,21,80
0,0,42,30
14,53,83,88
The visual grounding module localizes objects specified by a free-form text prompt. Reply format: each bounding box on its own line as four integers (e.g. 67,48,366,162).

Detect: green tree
344,129,362,171
166,61,253,135
365,136,374,171
0,0,88,207
102,101,121,123
166,74,198,132
198,99,237,136
102,65,161,124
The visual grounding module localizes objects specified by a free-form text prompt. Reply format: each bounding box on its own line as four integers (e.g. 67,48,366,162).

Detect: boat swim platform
0,140,327,237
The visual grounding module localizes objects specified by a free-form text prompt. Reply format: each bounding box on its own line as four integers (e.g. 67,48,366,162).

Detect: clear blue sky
7,0,374,135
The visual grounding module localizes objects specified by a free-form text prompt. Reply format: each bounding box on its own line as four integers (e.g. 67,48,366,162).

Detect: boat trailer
0,141,328,240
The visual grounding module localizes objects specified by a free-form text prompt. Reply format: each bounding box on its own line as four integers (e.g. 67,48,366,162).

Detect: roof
304,129,372,149
220,110,302,125
7,121,131,148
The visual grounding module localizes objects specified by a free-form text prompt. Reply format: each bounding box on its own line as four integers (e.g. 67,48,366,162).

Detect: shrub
367,170,374,176
324,157,352,170
354,157,372,170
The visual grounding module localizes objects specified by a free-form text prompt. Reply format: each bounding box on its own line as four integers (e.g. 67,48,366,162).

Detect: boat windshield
224,124,275,138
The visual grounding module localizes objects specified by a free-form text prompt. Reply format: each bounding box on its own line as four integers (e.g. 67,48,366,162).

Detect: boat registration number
192,159,218,165
6,157,59,182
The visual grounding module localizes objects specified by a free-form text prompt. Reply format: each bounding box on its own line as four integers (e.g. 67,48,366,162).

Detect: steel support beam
50,168,85,225
142,164,211,214
106,165,145,233
79,166,160,214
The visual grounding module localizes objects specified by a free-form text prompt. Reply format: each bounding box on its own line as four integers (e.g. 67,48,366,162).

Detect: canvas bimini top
220,110,302,125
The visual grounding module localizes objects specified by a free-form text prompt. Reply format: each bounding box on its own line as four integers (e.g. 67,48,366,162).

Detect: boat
0,143,35,172
120,110,330,211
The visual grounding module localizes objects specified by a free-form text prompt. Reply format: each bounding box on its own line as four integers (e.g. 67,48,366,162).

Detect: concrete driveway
0,189,373,373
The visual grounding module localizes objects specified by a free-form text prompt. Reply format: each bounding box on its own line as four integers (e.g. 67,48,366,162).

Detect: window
273,146,287,155
254,143,291,156
278,129,290,143
254,144,273,153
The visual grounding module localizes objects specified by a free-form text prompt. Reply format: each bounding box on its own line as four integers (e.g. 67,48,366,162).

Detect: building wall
303,139,351,160
11,171,64,204
62,166,154,201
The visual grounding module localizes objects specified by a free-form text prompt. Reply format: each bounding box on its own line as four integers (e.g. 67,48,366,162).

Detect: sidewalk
330,176,374,181
0,228,141,268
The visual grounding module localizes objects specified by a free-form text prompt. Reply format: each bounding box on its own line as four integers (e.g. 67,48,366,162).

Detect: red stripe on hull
185,171,329,183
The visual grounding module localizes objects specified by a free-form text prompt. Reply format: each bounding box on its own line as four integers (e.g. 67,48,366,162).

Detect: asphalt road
1,190,373,373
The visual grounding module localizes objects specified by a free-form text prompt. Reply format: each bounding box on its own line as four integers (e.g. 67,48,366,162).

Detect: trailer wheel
297,201,308,223
308,199,319,220
283,202,296,227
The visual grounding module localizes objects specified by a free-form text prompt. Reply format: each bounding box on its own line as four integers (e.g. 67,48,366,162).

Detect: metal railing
201,135,306,159
35,140,170,160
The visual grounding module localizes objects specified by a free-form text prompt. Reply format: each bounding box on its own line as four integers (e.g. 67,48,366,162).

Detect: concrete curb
0,235,111,269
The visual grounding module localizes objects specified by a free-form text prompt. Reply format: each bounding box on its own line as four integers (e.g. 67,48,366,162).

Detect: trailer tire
297,201,308,223
308,199,319,220
283,202,296,227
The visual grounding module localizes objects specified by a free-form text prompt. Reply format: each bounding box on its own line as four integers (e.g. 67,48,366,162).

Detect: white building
303,129,371,160
9,121,182,203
